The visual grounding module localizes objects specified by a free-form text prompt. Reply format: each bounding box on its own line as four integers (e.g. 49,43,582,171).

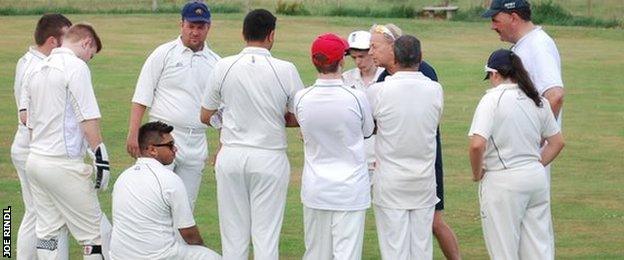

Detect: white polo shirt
14,46,46,124
512,26,563,123
202,47,305,150
132,37,220,130
366,71,443,209
342,67,384,92
343,67,384,168
111,157,196,259
20,47,101,159
294,79,374,211
468,83,560,171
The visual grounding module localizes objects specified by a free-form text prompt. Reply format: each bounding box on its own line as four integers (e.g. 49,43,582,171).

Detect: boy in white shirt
295,33,374,260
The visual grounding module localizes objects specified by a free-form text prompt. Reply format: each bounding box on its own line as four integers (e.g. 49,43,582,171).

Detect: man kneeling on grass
110,121,220,259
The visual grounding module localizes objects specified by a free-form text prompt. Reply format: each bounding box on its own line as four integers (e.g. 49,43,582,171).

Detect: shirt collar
314,78,344,86
386,71,426,81
28,46,47,59
136,157,165,167
240,46,272,56
514,26,542,47
487,83,519,93
175,36,210,56
51,47,77,57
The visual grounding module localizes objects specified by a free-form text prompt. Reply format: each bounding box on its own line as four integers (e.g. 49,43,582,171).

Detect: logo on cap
504,2,516,9
195,8,203,15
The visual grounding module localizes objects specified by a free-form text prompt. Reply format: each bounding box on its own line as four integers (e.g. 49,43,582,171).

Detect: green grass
1,13,623,259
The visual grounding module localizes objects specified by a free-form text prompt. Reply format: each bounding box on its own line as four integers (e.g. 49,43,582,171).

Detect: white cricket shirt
342,67,384,168
294,79,374,211
468,83,560,171
14,46,46,123
366,71,443,209
202,47,305,150
132,37,220,130
111,157,196,259
20,47,101,159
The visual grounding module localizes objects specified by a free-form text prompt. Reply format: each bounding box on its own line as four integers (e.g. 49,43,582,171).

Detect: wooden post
587,0,592,17
152,0,158,12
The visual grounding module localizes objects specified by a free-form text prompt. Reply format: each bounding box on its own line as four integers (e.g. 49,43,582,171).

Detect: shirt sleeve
14,57,27,111
528,47,563,95
356,91,375,138
164,176,196,229
468,94,494,139
287,63,305,113
201,62,222,110
366,83,381,118
67,64,101,121
132,46,168,107
540,98,561,138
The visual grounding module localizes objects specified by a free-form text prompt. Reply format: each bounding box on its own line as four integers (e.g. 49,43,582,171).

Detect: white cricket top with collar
14,46,46,123
366,71,443,209
294,78,375,211
20,47,101,159
132,36,220,130
468,83,560,172
342,67,385,167
111,157,195,259
202,46,305,150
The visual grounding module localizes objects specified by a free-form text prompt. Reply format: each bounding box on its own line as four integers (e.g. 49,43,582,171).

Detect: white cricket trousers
374,205,435,260
215,146,290,260
11,125,69,260
25,153,111,260
169,126,209,209
479,164,554,260
303,207,366,260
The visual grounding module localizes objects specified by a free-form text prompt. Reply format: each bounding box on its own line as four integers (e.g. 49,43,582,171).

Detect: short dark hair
393,35,421,69
65,23,102,52
503,5,531,21
34,13,72,46
312,53,341,74
243,9,276,42
138,121,174,151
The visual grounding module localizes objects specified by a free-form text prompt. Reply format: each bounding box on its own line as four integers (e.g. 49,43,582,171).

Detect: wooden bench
422,6,459,20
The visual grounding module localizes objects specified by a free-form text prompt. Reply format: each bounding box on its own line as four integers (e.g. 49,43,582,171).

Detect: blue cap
181,1,211,23
482,0,529,18
484,49,513,80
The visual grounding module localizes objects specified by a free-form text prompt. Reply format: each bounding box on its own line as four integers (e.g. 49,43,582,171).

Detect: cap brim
484,72,490,80
481,9,500,18
184,17,211,23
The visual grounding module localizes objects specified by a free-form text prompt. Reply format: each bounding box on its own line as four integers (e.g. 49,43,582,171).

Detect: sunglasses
152,140,176,150
370,24,396,41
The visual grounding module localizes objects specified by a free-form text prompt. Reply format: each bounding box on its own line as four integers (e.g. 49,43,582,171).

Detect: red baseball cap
311,33,349,66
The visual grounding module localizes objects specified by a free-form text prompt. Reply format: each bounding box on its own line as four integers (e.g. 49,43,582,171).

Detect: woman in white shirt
468,49,565,260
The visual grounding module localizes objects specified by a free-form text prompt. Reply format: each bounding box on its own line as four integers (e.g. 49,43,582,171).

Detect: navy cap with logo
484,49,514,80
482,0,529,18
181,1,211,23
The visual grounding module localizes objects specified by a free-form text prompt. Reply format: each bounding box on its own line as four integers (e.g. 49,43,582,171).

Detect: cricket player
200,9,304,260
111,121,221,260
126,1,220,208
483,0,565,250
469,49,565,260
19,23,111,260
342,30,383,176
366,35,443,260
295,33,374,260
369,24,461,259
11,14,72,260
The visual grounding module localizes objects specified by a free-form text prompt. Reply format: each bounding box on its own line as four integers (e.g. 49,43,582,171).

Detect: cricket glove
88,143,110,192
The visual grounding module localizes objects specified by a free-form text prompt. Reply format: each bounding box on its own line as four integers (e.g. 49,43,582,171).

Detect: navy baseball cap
482,0,529,18
484,49,513,80
181,1,211,23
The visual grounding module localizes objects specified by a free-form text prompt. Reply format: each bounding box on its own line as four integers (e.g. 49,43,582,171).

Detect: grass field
1,13,623,259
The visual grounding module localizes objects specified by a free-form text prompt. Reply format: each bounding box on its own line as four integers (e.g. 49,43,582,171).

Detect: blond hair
65,23,102,52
